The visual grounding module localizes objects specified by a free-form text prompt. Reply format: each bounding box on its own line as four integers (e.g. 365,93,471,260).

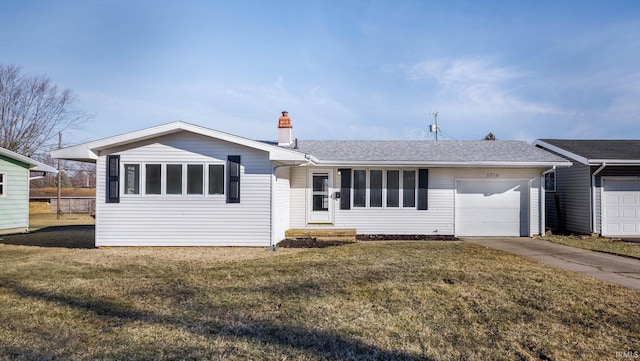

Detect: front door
308,171,334,224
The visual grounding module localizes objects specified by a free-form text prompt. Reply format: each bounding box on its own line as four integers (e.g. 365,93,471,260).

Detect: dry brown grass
30,187,96,197
0,237,638,360
29,213,95,231
540,234,640,259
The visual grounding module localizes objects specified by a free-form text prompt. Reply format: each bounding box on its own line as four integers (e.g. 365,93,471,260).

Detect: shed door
455,179,529,237
602,178,640,236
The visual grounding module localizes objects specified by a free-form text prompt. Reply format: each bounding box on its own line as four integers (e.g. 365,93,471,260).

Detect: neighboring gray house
534,139,640,237
0,147,57,234
50,114,570,247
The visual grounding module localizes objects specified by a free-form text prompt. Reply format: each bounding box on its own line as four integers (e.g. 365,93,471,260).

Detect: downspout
270,157,314,247
591,163,607,234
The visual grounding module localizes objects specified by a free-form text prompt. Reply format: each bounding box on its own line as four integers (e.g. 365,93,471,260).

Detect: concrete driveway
463,237,640,292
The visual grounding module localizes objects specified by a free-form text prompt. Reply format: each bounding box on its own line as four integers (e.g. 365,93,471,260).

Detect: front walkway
463,237,640,292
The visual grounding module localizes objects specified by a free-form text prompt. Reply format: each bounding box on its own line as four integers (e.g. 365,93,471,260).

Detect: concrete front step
285,228,357,242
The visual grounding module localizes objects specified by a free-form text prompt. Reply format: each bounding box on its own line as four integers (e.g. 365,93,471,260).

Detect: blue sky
1,1,639,145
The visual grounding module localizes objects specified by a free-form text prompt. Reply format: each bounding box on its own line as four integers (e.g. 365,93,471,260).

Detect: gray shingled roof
538,139,640,160
291,140,569,164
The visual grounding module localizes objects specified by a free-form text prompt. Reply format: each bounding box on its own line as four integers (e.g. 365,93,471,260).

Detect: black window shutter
227,155,241,203
106,155,120,203
339,168,351,210
418,168,428,210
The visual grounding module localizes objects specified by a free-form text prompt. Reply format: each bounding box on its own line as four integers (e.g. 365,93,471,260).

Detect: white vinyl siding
0,155,29,233
290,166,541,236
95,131,273,246
272,166,291,245
290,166,308,229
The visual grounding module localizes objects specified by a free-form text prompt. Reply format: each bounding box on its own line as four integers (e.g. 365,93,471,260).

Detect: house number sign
486,172,500,178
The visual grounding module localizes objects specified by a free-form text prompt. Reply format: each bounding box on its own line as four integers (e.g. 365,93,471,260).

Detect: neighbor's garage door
602,178,640,236
455,179,529,237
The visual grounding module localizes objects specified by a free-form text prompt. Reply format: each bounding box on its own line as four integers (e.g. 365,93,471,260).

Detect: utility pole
57,132,62,219
429,112,439,141
434,112,438,141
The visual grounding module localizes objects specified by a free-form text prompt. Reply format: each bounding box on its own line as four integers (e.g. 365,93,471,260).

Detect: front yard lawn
540,234,640,259
0,241,638,360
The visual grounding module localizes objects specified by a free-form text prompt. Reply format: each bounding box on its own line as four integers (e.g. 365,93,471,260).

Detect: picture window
208,164,225,195
166,164,183,195
123,164,140,195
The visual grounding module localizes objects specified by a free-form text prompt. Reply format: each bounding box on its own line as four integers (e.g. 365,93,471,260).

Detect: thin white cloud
404,56,571,118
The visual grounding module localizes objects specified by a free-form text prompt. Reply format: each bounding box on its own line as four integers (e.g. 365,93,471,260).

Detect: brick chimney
278,111,293,146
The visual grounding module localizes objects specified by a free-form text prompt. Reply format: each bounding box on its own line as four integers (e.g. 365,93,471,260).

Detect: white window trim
165,163,184,196
206,162,226,197
402,169,417,208
143,163,163,196
350,168,418,209
352,169,367,208
185,163,205,196
120,162,227,198
121,163,142,197
369,169,383,208
544,171,556,193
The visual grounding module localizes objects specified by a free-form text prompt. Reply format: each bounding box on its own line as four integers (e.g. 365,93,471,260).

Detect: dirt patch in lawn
0,225,96,249
357,234,458,241
278,238,353,248
278,234,459,248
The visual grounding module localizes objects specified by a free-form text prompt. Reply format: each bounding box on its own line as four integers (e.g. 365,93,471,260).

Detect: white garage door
455,179,529,237
602,178,640,236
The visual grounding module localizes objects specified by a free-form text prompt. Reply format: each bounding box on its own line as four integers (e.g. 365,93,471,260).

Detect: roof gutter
542,165,556,175
589,159,640,165
311,160,572,168
591,162,607,234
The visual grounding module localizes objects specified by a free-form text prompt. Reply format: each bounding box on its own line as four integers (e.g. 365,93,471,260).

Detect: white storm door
308,171,334,224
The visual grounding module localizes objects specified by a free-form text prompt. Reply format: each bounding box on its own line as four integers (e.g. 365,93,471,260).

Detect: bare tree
483,132,496,140
0,64,89,157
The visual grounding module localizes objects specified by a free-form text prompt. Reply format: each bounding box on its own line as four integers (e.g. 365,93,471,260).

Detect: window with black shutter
106,155,120,203
338,168,351,210
227,155,241,203
418,169,429,210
